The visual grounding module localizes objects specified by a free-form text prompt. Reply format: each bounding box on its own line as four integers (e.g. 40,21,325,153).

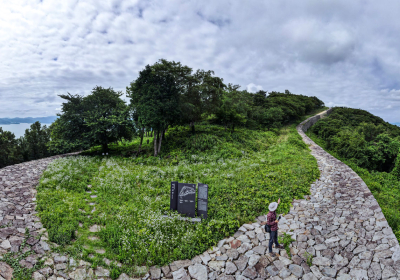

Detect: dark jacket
267,211,278,231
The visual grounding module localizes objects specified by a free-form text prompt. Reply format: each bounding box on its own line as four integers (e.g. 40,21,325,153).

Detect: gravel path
1,110,400,280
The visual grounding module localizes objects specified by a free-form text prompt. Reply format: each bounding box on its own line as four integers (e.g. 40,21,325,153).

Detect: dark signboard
197,183,209,219
177,183,196,218
170,181,178,211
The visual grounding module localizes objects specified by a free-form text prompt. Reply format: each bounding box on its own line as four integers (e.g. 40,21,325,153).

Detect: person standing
266,198,284,256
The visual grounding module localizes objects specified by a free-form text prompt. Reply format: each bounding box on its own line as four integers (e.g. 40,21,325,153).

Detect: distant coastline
0,116,57,125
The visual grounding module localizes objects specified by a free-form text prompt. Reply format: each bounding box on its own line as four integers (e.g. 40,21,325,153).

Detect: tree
127,63,181,156
24,121,51,160
214,85,252,132
83,87,132,152
0,128,21,168
49,93,89,154
50,86,132,153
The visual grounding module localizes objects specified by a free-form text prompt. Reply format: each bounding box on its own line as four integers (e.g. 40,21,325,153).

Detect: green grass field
36,123,320,277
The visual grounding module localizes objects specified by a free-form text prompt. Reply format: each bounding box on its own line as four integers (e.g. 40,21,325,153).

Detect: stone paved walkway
0,153,79,280
1,111,400,280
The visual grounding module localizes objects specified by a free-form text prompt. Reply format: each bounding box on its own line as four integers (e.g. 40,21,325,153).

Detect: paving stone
188,264,207,280
150,266,161,279
288,264,303,277
242,267,257,279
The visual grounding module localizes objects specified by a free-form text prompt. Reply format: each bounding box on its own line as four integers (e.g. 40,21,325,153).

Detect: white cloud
0,0,400,122
246,83,263,93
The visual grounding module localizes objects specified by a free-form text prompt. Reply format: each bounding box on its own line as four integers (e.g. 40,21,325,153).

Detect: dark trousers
269,230,279,253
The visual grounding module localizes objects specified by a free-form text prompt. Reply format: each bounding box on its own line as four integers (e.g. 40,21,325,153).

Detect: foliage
309,107,400,172
0,122,51,168
37,124,319,273
278,232,295,258
307,115,400,240
49,86,132,154
304,251,313,267
22,121,51,161
127,62,181,156
0,127,21,168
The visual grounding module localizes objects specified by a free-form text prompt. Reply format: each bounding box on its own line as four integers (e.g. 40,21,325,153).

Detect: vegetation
37,123,320,276
307,107,400,240
278,232,295,258
0,59,324,168
0,122,51,168
49,86,133,154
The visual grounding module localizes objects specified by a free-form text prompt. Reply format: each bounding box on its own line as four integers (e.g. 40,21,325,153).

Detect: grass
36,123,320,277
307,131,400,241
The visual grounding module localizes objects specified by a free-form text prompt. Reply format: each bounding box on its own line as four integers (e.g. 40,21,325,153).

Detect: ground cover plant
36,123,320,277
307,107,400,241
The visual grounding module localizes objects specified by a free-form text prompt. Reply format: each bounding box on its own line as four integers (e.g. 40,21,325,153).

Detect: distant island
0,116,57,125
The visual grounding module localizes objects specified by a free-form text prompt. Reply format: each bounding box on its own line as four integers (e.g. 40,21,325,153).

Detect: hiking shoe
277,245,285,249
269,252,277,257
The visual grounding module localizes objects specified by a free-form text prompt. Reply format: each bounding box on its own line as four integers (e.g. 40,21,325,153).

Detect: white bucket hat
268,202,278,212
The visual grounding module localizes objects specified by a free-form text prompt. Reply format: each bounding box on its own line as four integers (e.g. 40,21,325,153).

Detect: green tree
127,63,181,156
0,128,21,167
50,86,132,153
24,121,51,160
214,85,252,132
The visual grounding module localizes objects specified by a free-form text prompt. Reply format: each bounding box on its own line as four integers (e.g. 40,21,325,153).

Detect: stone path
1,110,400,279
0,154,79,280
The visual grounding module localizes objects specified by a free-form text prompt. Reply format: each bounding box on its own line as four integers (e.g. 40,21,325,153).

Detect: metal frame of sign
170,181,178,211
197,183,208,219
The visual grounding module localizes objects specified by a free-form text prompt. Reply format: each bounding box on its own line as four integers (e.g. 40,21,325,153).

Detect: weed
304,251,314,267
278,232,295,258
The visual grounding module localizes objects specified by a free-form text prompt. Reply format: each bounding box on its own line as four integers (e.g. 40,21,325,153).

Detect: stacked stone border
1,109,400,280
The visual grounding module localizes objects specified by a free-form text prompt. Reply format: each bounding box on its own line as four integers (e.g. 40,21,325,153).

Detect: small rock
32,272,45,280
150,267,161,279
69,268,86,280
321,267,337,278
95,267,110,277
289,264,303,277
188,264,207,280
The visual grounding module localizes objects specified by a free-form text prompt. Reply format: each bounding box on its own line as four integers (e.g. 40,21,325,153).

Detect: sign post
177,183,196,218
197,183,209,219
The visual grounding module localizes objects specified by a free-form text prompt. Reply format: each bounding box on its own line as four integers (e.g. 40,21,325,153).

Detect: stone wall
300,108,333,133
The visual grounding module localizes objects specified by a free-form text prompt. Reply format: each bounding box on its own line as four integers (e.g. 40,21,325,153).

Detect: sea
0,123,53,138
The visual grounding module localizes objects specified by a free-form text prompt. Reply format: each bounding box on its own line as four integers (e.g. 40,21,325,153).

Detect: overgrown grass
307,131,400,241
36,124,319,276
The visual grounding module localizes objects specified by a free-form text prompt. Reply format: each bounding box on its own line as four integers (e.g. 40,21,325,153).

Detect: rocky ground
1,111,400,279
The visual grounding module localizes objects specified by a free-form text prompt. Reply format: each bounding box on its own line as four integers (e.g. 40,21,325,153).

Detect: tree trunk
190,122,195,134
158,130,163,154
102,142,108,153
138,127,144,153
162,129,166,142
154,130,158,156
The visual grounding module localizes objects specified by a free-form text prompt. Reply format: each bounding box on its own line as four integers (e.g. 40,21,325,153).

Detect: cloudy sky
1,0,400,122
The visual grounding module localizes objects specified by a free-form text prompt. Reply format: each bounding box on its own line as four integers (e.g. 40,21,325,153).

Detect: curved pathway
1,111,400,280
0,154,78,280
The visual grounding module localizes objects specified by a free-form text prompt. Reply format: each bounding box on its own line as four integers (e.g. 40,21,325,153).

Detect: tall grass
37,124,319,275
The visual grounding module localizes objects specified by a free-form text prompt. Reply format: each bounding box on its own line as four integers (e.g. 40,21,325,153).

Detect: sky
1,1,400,122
